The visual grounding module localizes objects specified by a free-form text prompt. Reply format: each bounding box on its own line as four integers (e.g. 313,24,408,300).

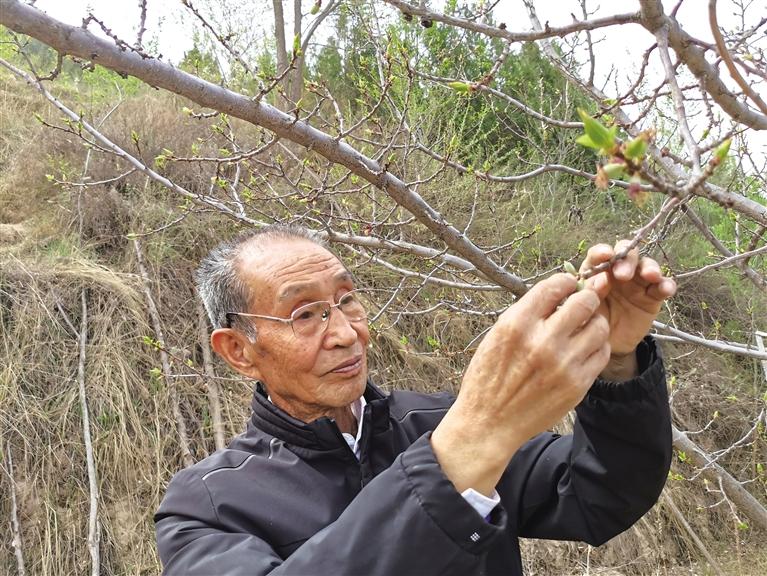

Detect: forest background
0,0,766,574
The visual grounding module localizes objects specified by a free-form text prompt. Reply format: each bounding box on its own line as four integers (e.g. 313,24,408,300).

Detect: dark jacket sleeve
499,336,672,545
155,435,507,575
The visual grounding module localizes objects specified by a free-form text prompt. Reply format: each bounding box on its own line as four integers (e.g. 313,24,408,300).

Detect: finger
569,312,610,358
646,278,677,301
514,274,579,320
580,243,613,273
546,287,601,335
636,256,662,285
612,240,639,281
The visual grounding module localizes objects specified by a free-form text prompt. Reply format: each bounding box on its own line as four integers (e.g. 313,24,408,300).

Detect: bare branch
708,0,767,117
0,2,530,294
673,426,767,532
4,442,26,576
674,244,767,280
135,0,147,49
384,0,641,44
638,0,767,130
653,321,767,360
198,303,226,451
134,238,194,468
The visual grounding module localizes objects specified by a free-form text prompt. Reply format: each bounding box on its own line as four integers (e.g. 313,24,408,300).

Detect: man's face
236,238,369,422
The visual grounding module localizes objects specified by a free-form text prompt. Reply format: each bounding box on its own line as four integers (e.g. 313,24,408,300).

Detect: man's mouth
328,355,363,374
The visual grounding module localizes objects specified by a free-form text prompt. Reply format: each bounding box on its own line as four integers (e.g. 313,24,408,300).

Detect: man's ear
210,328,263,380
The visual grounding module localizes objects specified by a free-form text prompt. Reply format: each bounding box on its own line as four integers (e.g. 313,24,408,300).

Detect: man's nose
322,307,358,348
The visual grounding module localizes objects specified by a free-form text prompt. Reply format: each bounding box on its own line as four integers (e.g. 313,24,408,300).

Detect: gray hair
195,224,327,340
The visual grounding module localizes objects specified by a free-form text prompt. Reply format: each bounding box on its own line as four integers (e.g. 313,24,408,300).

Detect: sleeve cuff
402,433,507,555
461,488,501,520
588,336,665,401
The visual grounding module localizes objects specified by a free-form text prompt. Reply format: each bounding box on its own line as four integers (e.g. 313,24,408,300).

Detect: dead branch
133,238,194,468
5,442,26,576
77,290,100,576
661,491,725,576
198,303,225,451
672,426,767,533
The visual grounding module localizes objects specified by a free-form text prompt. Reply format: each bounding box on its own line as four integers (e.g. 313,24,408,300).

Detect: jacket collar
247,381,387,451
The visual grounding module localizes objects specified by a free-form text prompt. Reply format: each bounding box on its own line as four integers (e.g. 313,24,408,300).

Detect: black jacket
155,337,671,575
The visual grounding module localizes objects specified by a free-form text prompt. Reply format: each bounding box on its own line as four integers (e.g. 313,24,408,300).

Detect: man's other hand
581,241,676,379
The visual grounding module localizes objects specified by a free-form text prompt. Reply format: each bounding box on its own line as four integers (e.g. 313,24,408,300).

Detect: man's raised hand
580,241,676,373
431,273,611,496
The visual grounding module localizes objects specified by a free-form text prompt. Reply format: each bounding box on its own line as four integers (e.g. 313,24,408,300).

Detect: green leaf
624,137,648,160
575,134,599,150
131,130,140,144
310,1,320,15
447,81,470,94
563,261,578,276
577,109,616,151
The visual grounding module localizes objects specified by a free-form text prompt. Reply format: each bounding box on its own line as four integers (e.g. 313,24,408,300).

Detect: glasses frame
225,288,368,338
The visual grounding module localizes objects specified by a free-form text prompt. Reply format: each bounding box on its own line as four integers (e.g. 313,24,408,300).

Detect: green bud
577,108,617,152
602,162,626,179
563,261,578,276
714,138,731,163
447,81,471,94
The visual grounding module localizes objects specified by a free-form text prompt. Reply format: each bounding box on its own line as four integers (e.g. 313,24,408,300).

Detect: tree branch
638,0,767,130
0,0,529,295
384,0,641,43
133,238,194,468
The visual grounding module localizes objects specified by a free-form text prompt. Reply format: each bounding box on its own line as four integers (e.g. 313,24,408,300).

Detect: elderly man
155,224,676,575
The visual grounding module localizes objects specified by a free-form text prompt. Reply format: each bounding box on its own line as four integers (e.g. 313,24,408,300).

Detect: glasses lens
338,291,367,322
291,301,330,336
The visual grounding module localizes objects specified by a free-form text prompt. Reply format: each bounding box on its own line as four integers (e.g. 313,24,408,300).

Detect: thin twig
5,442,26,576
198,303,225,451
133,238,194,467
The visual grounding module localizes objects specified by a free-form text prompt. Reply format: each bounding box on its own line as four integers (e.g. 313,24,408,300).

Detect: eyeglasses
226,289,369,338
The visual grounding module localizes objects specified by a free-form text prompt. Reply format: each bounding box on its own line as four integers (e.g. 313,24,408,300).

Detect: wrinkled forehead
235,237,351,306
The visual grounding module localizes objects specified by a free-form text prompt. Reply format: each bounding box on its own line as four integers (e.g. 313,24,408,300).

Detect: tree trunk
290,0,304,105
272,0,290,110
